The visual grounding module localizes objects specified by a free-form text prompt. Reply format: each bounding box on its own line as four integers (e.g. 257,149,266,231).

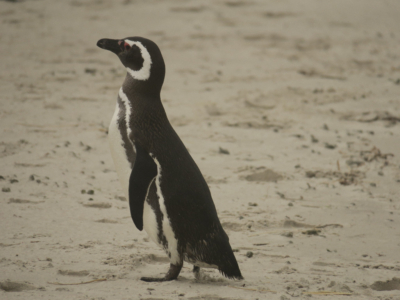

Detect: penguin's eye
124,42,131,51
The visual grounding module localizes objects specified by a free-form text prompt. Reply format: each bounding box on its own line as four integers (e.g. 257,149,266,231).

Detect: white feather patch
118,88,134,146
108,101,131,198
143,178,160,246
152,156,181,264
124,40,152,81
109,90,163,249
108,88,135,198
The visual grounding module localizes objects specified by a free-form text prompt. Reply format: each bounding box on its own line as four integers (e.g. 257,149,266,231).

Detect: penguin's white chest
108,89,161,249
108,88,180,265
108,102,131,198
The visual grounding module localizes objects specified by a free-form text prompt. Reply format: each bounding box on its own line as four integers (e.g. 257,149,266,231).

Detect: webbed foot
140,263,183,282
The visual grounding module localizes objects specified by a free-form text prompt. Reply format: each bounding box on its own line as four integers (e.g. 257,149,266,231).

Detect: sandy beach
1,0,400,299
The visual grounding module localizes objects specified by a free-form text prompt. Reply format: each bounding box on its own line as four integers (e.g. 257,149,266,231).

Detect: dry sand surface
1,0,400,299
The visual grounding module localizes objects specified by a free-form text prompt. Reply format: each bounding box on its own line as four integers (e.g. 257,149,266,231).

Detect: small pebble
218,147,230,155
324,143,336,149
246,251,253,258
302,229,320,235
2,187,11,192
282,232,293,238
115,196,126,201
311,135,319,143
85,68,97,74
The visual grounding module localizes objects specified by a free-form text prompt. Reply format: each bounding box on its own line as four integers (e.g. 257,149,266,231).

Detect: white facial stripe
152,156,181,265
125,40,152,81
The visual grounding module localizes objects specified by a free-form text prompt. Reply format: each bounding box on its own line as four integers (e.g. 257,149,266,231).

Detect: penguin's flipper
128,143,157,231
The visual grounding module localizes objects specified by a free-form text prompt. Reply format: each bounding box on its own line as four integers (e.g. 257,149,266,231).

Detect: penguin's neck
122,72,162,100
120,73,167,126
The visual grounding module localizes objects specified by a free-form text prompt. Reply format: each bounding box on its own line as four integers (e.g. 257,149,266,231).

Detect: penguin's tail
219,264,243,280
211,228,243,280
217,251,243,280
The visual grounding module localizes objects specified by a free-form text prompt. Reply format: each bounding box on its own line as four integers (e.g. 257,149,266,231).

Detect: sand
1,0,400,299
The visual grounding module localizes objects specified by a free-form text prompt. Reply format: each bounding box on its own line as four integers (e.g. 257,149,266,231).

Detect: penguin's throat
122,73,163,97
126,66,151,81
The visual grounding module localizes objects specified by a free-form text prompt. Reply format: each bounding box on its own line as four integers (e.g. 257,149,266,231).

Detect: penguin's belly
142,193,160,246
109,108,227,269
108,102,162,248
109,94,217,267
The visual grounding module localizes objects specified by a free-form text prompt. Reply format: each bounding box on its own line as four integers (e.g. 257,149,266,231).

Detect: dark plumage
97,36,242,282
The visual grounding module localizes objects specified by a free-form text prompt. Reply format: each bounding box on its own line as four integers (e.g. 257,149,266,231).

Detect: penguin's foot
193,265,201,280
140,263,183,282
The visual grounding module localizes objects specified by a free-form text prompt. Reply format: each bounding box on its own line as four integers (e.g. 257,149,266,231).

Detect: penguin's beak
97,38,123,55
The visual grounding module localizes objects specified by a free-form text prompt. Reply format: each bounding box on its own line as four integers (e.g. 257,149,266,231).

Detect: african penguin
97,36,243,282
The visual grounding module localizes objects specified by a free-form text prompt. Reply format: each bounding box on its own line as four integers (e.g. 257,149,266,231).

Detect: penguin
96,36,243,282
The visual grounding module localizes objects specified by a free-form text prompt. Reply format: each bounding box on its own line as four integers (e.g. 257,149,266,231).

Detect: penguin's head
97,36,165,85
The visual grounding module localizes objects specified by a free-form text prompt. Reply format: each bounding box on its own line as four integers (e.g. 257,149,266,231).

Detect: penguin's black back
128,92,242,278
98,36,242,279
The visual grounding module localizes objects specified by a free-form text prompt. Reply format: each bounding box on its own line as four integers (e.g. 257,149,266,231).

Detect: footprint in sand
95,219,118,223
370,277,400,291
243,169,283,182
0,281,36,292
82,202,111,209
57,270,90,277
